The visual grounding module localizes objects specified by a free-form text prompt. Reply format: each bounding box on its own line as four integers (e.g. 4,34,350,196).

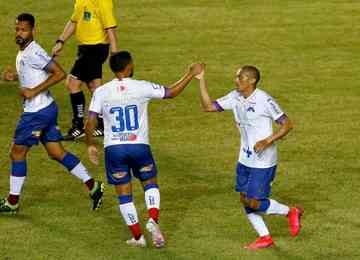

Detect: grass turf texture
1,0,360,259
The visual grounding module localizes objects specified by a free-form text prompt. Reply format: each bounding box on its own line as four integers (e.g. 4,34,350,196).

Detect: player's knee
239,194,260,209
66,75,81,92
239,193,248,205
10,145,27,161
248,198,261,210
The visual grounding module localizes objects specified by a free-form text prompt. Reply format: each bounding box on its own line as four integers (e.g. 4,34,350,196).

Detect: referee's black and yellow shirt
71,0,117,45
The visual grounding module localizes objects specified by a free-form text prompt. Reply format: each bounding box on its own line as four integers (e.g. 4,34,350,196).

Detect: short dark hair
240,65,260,85
110,51,133,73
16,13,35,28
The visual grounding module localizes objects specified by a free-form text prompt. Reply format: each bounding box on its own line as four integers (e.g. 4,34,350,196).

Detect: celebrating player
196,65,303,249
85,51,204,248
0,13,104,213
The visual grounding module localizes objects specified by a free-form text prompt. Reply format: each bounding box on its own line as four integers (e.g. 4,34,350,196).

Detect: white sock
246,213,270,237
10,176,26,195
144,188,160,210
119,202,139,225
70,163,92,183
265,199,290,215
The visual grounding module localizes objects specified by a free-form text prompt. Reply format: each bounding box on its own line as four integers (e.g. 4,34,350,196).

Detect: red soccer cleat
244,235,275,250
288,207,303,237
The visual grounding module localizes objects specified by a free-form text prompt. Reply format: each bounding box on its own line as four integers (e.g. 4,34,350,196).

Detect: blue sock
257,199,270,212
118,194,133,204
143,183,159,192
245,206,255,214
58,153,80,171
11,160,27,177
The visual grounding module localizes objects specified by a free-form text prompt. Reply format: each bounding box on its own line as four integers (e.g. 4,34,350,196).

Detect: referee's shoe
64,125,85,140
64,125,104,140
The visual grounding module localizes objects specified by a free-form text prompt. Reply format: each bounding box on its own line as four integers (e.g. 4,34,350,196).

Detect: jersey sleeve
141,81,167,100
30,47,52,70
89,90,103,114
99,0,117,29
264,96,285,121
70,1,81,22
215,91,236,111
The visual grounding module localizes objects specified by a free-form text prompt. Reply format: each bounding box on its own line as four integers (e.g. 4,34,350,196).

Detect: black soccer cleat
63,126,85,141
92,126,104,137
89,181,105,210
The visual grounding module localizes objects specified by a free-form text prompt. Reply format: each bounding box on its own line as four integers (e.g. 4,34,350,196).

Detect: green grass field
1,0,360,259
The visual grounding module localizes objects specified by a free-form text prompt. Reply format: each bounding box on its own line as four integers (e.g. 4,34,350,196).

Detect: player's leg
115,183,146,247
104,144,145,247
132,144,164,248
0,144,30,213
43,141,104,210
85,44,109,137
246,166,303,237
64,74,85,140
0,111,42,213
86,79,104,137
236,163,273,249
40,102,103,210
142,177,160,224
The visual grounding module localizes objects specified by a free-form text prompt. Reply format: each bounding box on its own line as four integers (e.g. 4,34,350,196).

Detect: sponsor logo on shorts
31,130,41,138
112,172,127,179
140,164,153,172
111,133,137,141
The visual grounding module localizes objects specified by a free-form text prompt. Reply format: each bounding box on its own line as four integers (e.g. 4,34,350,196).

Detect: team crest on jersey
247,106,255,112
118,85,126,91
83,11,92,21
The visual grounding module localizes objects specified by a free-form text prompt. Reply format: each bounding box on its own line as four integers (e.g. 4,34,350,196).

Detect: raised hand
189,63,205,78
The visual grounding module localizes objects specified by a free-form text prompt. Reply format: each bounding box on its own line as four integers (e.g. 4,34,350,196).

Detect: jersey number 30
110,105,139,132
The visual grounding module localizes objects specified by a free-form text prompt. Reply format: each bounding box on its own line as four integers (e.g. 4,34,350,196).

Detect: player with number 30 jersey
89,78,166,147
85,51,204,248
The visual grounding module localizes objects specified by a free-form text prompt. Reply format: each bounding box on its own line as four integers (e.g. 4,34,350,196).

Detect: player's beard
130,67,134,77
15,36,30,48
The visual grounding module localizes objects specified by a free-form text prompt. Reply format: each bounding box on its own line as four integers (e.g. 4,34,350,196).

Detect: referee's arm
52,20,76,57
106,27,118,54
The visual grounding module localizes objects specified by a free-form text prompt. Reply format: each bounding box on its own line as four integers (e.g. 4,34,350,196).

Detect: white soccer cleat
146,218,165,248
126,235,147,247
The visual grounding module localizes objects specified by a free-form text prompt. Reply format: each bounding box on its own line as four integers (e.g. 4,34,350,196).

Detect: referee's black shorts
70,44,109,83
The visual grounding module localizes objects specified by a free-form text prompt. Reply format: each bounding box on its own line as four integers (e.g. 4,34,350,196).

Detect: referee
52,0,118,140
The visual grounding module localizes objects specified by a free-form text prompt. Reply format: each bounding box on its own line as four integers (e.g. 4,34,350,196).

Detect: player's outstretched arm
52,21,76,57
85,112,99,165
20,60,66,99
165,63,204,98
254,115,293,153
197,70,219,112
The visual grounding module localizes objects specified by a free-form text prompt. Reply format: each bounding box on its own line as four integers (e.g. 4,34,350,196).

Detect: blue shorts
13,102,63,147
235,162,276,199
104,144,157,185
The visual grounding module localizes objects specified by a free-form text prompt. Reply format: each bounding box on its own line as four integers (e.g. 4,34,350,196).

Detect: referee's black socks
70,91,85,128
